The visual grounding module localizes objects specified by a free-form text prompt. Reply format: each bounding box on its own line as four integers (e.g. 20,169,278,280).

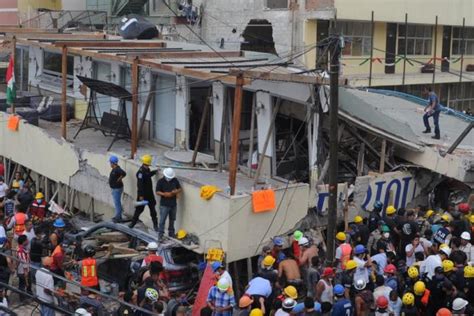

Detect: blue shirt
207,286,236,316
292,302,321,314
246,277,272,298
428,92,441,111
332,298,353,316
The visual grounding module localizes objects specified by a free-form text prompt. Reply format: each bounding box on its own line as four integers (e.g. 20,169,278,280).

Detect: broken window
337,21,372,56
265,0,288,9
43,51,74,76
397,24,433,55
241,20,277,54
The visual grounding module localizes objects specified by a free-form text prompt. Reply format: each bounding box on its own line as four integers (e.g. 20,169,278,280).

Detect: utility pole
326,28,341,264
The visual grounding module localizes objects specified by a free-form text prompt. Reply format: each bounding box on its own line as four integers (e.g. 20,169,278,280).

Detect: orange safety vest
14,213,26,235
340,243,352,269
81,258,98,287
144,254,163,266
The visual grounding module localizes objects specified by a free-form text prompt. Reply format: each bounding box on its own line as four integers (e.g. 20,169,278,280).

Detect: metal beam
229,68,342,85
442,122,473,157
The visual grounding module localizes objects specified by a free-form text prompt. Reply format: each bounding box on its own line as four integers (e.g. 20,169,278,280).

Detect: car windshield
169,247,200,265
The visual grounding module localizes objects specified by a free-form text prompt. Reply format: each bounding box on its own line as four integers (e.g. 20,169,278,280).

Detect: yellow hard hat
262,255,276,267
141,154,153,166
283,286,298,299
249,309,263,316
35,192,44,200
408,266,419,279
345,259,357,271
439,243,449,250
441,214,451,223
386,205,396,215
177,229,187,240
354,216,363,224
442,260,454,272
464,265,474,278
336,232,346,242
413,281,426,296
425,210,434,218
402,292,415,306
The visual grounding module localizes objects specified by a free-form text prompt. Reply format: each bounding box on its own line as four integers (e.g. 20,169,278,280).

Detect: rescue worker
108,155,127,223
257,246,272,274
368,201,383,232
129,154,158,231
80,245,99,289
141,242,163,267
459,231,473,262
374,296,389,316
353,216,370,245
464,265,474,304
49,231,65,284
7,205,28,242
52,218,66,243
405,266,420,292
278,254,302,290
383,264,398,291
367,220,384,255
338,259,357,299
315,267,334,310
334,232,352,272
259,256,278,287
400,292,417,316
298,237,318,268
433,215,452,245
29,192,47,222
11,172,24,193
353,245,371,285
292,230,303,261
206,278,235,316
156,167,182,240
271,237,286,266
331,284,353,316
413,280,430,315
212,261,233,289
353,279,372,316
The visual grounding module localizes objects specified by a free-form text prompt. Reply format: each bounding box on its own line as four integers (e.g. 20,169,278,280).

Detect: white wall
62,0,86,10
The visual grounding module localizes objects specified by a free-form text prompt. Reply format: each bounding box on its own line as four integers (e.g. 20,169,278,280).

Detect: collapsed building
0,28,473,272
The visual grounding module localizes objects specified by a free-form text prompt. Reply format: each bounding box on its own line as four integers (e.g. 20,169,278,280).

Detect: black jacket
136,166,157,200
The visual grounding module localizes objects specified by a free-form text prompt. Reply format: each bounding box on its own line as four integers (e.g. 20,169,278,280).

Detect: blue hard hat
273,237,284,246
354,244,366,255
374,201,383,210
211,261,224,272
334,284,345,296
53,218,66,228
109,155,119,164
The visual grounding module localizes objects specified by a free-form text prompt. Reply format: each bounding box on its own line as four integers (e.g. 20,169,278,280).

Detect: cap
321,267,334,277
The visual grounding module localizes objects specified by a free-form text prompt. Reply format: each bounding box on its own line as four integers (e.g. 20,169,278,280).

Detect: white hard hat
298,237,309,246
75,308,92,316
146,242,158,251
440,247,451,256
452,297,468,311
461,231,471,241
163,168,176,179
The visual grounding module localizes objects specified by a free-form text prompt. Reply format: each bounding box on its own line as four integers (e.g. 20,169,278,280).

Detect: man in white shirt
353,245,371,283
423,247,450,280
35,257,56,316
245,276,272,298
371,241,387,275
459,232,473,263
0,177,8,200
405,235,427,267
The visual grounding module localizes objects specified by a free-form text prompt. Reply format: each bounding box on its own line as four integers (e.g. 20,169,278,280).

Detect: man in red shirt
141,242,163,267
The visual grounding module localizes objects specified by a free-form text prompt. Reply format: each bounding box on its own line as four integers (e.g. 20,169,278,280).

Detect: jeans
159,205,177,237
18,273,31,300
131,199,157,228
111,187,124,219
40,304,56,316
423,110,440,136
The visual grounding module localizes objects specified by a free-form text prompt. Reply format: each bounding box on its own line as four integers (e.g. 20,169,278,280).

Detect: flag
5,55,15,105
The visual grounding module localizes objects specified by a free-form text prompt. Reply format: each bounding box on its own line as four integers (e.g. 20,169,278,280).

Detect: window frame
397,24,433,56
264,0,289,10
452,27,474,56
337,21,372,57
41,50,74,88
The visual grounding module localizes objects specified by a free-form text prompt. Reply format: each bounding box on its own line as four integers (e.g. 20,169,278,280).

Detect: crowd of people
204,201,474,316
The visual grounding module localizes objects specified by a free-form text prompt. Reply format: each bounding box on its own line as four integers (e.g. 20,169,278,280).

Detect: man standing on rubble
156,167,181,240
109,155,127,223
422,86,441,140
129,155,158,231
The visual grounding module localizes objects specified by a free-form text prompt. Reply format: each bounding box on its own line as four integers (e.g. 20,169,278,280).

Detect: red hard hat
376,296,389,309
458,203,470,214
384,264,397,274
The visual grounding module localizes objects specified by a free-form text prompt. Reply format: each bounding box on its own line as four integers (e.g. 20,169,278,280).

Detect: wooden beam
229,68,342,85
229,73,244,195
16,33,107,40
379,139,387,174
52,41,166,48
131,57,139,159
61,45,67,139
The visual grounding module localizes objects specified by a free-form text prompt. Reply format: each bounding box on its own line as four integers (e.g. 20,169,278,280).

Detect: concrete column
256,91,274,179
175,75,190,148
212,82,225,160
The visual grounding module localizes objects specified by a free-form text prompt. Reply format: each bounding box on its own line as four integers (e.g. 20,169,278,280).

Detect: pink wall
0,0,19,25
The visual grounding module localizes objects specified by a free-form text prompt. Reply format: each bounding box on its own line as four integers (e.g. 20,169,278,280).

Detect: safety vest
340,243,352,269
420,289,430,306
30,202,47,219
81,258,98,287
144,254,163,266
14,213,26,235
